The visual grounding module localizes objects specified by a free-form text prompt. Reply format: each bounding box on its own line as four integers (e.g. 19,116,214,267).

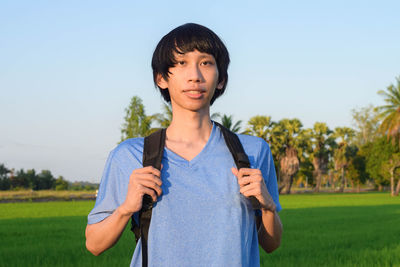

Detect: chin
172,98,212,112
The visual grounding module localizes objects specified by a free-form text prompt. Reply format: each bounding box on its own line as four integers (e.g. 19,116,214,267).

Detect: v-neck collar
163,122,218,168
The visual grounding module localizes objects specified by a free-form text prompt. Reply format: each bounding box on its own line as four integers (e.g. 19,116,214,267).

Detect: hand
231,167,276,212
119,166,163,215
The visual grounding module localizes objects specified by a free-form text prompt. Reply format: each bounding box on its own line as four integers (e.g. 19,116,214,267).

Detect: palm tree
213,113,242,133
375,76,400,143
210,112,221,121
245,115,275,142
333,127,355,192
383,154,400,196
374,77,400,196
272,119,308,194
245,115,284,187
309,123,336,192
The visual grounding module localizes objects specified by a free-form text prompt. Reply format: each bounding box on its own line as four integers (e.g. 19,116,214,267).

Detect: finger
240,179,270,196
135,166,161,177
231,167,238,177
241,186,275,209
135,173,163,186
240,183,262,196
142,187,158,202
237,174,263,186
144,166,162,177
237,168,261,178
139,179,163,196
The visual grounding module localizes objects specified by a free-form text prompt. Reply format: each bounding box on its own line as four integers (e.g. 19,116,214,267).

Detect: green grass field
0,193,399,267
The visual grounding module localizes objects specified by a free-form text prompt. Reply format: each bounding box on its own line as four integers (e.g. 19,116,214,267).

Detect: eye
201,60,214,66
177,60,185,66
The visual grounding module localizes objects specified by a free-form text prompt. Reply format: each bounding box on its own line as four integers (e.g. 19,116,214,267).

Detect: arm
85,166,162,256
256,209,283,253
232,167,283,253
85,206,134,256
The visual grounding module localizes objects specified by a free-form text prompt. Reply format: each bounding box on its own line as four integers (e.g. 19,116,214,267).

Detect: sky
1,0,399,183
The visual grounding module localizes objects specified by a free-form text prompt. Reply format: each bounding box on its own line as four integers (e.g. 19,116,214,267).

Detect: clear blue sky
1,0,399,183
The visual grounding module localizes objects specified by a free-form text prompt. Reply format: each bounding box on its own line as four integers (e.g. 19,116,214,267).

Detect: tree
272,119,308,194
351,104,380,147
245,115,275,142
373,76,400,196
26,169,38,189
245,115,283,185
350,104,380,192
154,103,173,128
0,164,9,177
309,122,336,192
0,164,10,190
120,96,154,142
210,112,221,121
381,153,400,196
37,170,55,190
346,151,368,192
333,127,356,192
55,176,69,191
364,137,395,191
214,114,242,133
296,158,314,190
375,76,400,143
12,169,30,189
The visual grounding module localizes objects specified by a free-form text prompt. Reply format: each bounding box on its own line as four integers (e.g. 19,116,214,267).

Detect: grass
0,193,399,266
261,193,400,267
0,190,96,202
0,201,133,267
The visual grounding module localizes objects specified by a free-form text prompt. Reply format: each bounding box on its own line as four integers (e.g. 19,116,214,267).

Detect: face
157,50,224,113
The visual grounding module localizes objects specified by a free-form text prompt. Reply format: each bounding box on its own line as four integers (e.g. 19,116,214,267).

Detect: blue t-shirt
88,123,281,267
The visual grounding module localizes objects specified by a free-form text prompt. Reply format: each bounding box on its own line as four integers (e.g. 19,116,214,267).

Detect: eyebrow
198,54,214,59
174,53,214,59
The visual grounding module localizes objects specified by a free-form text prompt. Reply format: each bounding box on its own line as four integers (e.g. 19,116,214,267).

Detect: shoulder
107,137,145,167
236,134,273,169
237,134,271,155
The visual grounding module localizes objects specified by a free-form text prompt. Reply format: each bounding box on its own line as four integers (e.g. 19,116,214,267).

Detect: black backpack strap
130,122,257,266
213,121,260,207
130,128,166,267
213,121,250,169
141,128,166,210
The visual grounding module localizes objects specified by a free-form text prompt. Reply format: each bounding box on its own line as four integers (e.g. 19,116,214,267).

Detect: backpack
130,121,258,267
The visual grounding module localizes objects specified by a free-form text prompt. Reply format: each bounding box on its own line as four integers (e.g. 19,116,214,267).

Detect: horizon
1,1,399,183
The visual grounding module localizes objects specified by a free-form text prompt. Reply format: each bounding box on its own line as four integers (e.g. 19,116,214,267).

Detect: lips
183,89,205,93
183,89,206,99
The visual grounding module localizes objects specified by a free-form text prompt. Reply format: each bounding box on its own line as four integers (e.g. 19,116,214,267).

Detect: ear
216,80,225,90
156,74,168,89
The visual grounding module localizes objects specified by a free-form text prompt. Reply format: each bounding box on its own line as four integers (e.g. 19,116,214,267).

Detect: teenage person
86,23,282,267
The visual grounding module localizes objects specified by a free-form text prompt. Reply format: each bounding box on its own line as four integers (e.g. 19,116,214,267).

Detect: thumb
231,167,238,177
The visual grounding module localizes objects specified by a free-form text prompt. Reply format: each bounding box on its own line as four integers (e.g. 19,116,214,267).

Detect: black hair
151,23,230,105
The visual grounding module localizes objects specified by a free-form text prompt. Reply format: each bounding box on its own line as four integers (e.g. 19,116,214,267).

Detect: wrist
261,204,276,214
117,204,134,217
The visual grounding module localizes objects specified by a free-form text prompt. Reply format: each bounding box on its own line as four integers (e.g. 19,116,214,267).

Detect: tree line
0,164,98,191
121,76,400,196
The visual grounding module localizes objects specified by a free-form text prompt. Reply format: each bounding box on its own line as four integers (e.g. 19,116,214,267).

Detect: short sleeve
256,141,282,214
87,150,129,224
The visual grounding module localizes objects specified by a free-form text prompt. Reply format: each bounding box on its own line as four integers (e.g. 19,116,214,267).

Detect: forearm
257,209,283,253
85,205,133,256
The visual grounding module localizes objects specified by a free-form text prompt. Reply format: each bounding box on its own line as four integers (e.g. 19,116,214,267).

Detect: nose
187,64,203,83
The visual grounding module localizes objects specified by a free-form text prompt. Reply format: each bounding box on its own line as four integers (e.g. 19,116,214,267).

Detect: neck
166,105,213,143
